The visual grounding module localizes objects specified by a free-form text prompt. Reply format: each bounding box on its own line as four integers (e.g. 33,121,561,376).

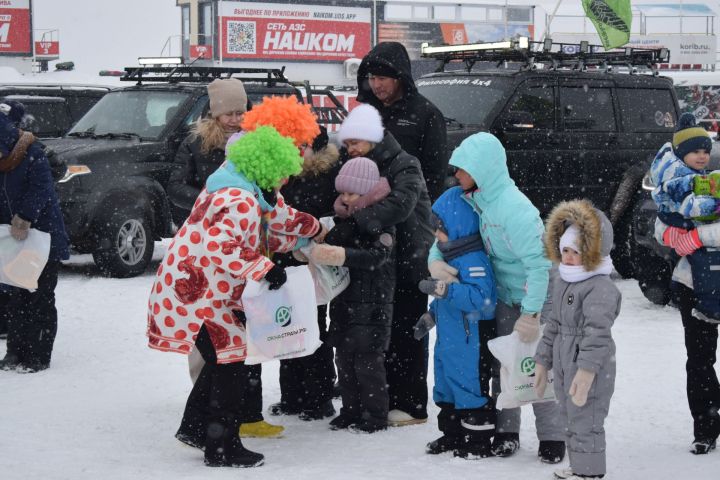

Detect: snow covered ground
1,243,718,480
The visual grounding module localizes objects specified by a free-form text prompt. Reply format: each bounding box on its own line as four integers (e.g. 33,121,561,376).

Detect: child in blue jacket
415,186,497,459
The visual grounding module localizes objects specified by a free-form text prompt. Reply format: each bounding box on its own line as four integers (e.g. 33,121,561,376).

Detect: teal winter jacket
428,133,549,313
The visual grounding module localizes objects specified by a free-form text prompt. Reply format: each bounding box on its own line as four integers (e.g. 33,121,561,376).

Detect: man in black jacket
356,42,448,202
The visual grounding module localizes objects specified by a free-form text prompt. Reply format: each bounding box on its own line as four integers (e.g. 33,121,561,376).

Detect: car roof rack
291,80,348,125
121,65,291,86
421,37,670,75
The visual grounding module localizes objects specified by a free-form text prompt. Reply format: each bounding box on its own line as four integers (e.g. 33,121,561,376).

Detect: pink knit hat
335,157,380,195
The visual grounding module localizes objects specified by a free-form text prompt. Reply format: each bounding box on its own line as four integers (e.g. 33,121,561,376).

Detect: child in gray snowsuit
534,199,621,480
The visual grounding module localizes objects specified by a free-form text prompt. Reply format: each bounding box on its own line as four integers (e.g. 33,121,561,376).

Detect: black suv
0,84,109,138
44,66,347,277
416,39,678,281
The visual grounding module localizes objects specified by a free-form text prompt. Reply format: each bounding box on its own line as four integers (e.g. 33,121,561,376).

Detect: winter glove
418,278,448,299
308,244,346,266
533,362,548,399
263,264,287,290
568,368,596,407
10,214,31,241
428,260,459,283
513,313,540,343
674,229,703,257
693,172,720,198
413,312,436,340
662,226,688,247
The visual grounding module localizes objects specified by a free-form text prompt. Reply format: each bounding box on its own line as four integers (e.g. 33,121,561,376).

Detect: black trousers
336,348,388,425
673,282,720,441
177,320,263,441
279,305,336,410
2,260,60,366
385,284,429,418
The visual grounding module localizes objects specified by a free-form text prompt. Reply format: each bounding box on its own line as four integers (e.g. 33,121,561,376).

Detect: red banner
35,40,59,58
0,1,32,54
190,44,213,59
220,2,371,62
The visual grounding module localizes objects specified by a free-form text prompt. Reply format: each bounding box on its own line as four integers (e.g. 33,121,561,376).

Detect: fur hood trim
544,199,613,270
301,143,339,176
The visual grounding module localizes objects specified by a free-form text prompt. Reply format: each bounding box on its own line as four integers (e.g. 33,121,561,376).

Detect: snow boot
538,440,566,464
426,434,462,455
387,409,428,427
175,430,204,450
239,420,284,438
691,438,717,454
298,400,336,421
15,361,49,374
329,414,359,431
204,420,264,468
554,469,604,479
348,420,387,434
268,401,301,416
0,353,20,371
491,432,520,457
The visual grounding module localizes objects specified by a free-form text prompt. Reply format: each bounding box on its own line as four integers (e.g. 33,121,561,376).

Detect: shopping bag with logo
299,216,350,305
487,326,556,410
0,225,51,291
241,265,321,364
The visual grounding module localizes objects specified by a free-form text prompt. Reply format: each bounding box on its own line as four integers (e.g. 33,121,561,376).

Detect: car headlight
641,172,655,191
58,165,92,183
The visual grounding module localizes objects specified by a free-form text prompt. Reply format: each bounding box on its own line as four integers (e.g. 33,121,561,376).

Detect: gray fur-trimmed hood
544,199,614,270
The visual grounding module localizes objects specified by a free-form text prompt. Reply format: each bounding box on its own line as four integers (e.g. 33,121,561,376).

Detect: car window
21,102,64,137
70,90,191,140
184,95,208,126
416,77,511,127
65,95,103,124
560,86,617,132
617,88,677,133
503,85,554,130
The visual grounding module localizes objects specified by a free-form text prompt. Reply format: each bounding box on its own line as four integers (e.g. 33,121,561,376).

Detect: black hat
673,112,712,161
366,62,401,79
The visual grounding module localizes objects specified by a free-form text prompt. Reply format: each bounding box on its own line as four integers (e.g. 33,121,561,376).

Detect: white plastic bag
241,265,322,364
487,327,556,410
0,225,51,291
299,216,350,305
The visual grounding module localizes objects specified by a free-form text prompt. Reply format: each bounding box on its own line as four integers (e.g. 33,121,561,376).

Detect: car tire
92,207,154,278
610,198,638,279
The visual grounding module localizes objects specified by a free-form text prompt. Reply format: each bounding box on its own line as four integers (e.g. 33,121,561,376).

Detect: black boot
491,432,520,457
204,420,264,468
425,434,461,454
299,400,336,421
268,401,302,416
329,414,359,431
0,353,20,371
538,440,566,464
691,438,717,455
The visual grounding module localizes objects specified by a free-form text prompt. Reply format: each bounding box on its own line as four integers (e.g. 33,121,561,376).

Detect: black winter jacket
325,216,395,353
357,42,448,202
167,134,225,225
351,132,433,285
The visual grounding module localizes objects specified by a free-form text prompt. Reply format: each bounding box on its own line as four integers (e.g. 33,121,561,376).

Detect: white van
662,70,720,134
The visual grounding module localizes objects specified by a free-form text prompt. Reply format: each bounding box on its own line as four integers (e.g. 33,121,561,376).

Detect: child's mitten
308,244,346,266
513,313,540,343
674,229,703,256
413,312,436,340
534,362,548,399
418,278,448,298
569,368,596,407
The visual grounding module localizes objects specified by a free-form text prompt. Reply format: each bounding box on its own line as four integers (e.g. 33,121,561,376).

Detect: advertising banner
0,0,31,55
378,22,534,60
219,2,371,61
190,44,213,59
34,40,59,59
552,33,716,65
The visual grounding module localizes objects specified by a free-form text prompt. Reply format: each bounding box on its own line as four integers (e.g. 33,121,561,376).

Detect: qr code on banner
228,21,256,54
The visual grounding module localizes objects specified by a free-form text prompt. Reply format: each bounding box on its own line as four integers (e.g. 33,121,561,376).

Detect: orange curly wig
241,96,320,147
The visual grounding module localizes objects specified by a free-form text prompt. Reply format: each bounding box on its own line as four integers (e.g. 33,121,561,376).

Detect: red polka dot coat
146,185,319,363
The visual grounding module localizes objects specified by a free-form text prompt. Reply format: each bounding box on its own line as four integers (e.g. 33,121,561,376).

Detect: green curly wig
226,126,303,190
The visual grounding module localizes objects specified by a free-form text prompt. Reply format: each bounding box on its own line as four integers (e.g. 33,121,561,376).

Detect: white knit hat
559,224,580,254
337,104,384,144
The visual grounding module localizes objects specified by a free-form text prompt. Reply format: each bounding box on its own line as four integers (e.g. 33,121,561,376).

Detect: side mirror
500,111,535,130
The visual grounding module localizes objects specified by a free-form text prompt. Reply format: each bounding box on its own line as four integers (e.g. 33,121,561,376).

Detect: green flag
582,0,632,50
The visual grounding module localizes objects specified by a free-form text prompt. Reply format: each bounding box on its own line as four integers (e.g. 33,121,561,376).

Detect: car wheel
92,208,154,278
635,247,673,306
